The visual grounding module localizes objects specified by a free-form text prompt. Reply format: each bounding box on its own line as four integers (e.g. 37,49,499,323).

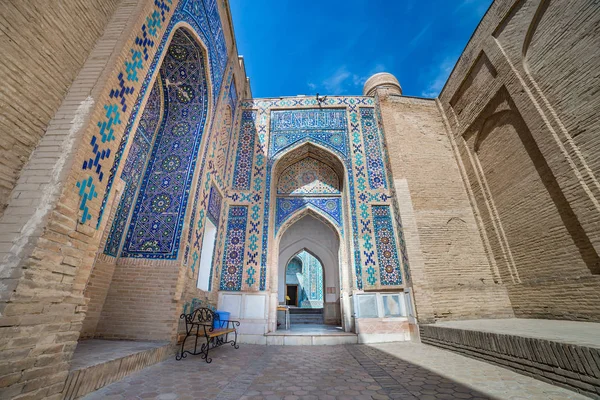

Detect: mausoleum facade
1,0,599,398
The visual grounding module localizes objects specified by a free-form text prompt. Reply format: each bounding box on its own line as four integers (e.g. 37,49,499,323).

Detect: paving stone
82,343,589,400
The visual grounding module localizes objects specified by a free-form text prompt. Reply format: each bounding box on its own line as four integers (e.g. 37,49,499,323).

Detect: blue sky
229,0,492,98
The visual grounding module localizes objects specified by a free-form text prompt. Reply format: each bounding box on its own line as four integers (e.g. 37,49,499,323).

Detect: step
420,321,600,398
288,308,323,315
266,334,358,345
61,340,172,400
290,316,324,324
266,325,358,345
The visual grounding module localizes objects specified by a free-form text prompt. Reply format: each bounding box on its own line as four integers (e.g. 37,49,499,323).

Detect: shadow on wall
471,88,600,278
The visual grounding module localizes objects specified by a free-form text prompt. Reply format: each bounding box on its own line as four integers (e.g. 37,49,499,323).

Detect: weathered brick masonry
0,0,179,398
438,0,600,321
377,93,514,323
0,0,122,218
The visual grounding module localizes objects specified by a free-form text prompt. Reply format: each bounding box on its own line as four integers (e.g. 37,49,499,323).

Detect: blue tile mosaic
285,251,323,308
270,109,349,157
207,185,222,225
372,205,402,285
232,110,256,190
276,197,342,232
220,205,248,290
120,29,209,259
360,108,387,189
90,0,229,228
103,77,163,257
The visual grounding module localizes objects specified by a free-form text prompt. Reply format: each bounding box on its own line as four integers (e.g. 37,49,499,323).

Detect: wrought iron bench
175,307,240,363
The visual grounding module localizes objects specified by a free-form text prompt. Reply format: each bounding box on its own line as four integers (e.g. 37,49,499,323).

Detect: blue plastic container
213,311,230,329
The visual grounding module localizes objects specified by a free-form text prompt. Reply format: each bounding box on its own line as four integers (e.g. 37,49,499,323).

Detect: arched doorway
267,142,353,332
284,250,324,310
278,215,341,327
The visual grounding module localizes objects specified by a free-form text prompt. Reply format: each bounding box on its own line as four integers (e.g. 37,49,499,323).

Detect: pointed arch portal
269,141,351,330
278,214,341,325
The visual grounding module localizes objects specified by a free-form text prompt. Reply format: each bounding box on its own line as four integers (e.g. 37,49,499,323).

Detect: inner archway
284,251,324,310
278,214,341,327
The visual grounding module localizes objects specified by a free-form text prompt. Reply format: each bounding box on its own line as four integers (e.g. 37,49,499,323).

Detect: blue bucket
213,311,230,329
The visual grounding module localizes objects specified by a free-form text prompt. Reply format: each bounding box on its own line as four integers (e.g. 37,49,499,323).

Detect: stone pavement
83,342,588,400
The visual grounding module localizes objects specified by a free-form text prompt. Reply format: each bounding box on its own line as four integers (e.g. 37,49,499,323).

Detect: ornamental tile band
277,157,340,195
220,205,248,291
120,29,209,259
86,0,229,228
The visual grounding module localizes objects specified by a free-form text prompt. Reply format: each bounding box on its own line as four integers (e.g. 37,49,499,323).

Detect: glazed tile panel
360,108,387,189
270,109,348,157
372,205,402,286
231,111,256,190
185,66,236,293
121,30,208,259
275,197,342,231
104,78,163,257
81,0,228,229
220,206,248,290
230,100,406,291
207,185,222,225
277,157,340,195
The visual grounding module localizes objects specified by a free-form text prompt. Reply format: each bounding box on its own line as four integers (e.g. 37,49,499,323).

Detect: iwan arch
1,0,599,398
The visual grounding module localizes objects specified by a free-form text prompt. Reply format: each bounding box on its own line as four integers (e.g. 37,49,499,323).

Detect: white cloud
407,23,432,50
322,66,352,94
317,63,387,95
420,56,457,98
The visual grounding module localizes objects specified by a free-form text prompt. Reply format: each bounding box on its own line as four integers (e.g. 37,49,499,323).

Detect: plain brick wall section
439,0,600,321
0,0,122,218
379,93,514,323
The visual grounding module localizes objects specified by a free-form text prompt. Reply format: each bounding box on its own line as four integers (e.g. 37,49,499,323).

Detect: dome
362,72,402,96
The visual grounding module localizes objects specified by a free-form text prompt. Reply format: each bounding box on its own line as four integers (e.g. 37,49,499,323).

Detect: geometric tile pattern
231,110,256,190
207,185,222,225
360,107,387,189
221,95,408,291
121,29,209,259
104,77,164,257
211,106,232,189
372,205,402,286
84,0,228,228
186,64,236,293
270,109,348,157
277,157,340,195
219,206,248,291
229,96,407,291
303,250,324,306
184,0,228,100
275,197,342,232
76,0,173,225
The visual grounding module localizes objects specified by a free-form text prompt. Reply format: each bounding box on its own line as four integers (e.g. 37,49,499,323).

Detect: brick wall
438,0,600,321
0,0,251,393
0,0,178,398
379,93,514,323
94,258,181,341
0,0,122,218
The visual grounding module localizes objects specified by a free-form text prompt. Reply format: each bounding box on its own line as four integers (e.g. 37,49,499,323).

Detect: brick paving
83,343,587,400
